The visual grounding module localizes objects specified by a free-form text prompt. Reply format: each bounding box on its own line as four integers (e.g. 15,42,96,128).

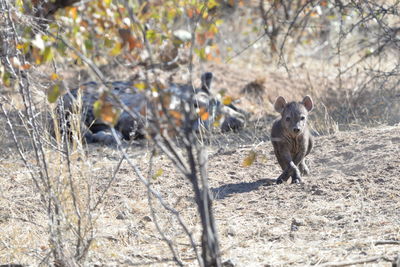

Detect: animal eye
285,117,291,121
300,116,305,120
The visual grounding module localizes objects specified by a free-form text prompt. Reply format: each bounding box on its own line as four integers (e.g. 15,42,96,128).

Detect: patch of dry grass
1,41,400,266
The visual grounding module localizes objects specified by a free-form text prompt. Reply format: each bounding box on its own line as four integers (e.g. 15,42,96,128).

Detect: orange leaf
213,57,222,63
128,36,142,50
21,63,31,70
68,7,78,20
187,8,194,18
80,20,89,28
169,110,183,120
196,33,206,46
100,102,119,125
198,107,209,121
139,105,147,116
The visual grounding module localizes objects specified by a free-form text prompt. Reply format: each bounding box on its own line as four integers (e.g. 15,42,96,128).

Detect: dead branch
319,256,391,267
374,240,400,246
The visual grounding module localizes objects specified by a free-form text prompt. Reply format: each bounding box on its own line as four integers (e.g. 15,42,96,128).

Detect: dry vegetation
1,1,400,266
1,62,400,266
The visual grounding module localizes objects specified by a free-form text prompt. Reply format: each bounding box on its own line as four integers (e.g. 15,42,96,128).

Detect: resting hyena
59,72,247,145
271,96,314,184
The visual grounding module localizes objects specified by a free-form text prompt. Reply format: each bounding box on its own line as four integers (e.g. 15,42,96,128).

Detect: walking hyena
271,96,314,184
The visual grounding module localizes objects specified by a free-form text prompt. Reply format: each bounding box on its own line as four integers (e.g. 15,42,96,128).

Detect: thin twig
319,256,390,267
110,129,202,266
374,240,400,245
146,148,184,266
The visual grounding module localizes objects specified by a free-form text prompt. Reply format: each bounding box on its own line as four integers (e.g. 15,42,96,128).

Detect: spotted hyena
58,72,247,144
271,96,314,184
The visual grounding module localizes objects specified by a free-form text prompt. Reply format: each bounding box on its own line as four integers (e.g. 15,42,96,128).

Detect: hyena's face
274,96,314,136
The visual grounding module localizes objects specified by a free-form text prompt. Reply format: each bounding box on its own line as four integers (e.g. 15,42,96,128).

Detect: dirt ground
0,62,400,266
62,124,400,266
208,125,400,266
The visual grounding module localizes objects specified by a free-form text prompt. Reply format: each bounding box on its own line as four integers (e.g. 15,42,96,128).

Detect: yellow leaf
110,42,122,56
242,150,257,167
16,0,23,10
153,169,163,179
222,96,232,105
213,114,222,127
212,120,220,127
134,82,146,91
50,73,59,80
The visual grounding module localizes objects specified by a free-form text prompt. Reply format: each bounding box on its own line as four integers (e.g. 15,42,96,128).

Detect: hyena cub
271,96,314,184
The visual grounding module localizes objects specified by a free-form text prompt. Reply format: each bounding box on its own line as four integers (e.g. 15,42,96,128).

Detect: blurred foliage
13,0,229,69
3,0,400,116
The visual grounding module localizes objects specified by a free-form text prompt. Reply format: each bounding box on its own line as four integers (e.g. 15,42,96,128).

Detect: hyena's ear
302,96,314,112
274,96,287,113
200,72,213,95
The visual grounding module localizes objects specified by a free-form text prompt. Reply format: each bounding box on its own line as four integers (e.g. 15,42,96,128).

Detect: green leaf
57,41,67,56
93,100,102,119
48,83,61,103
104,38,114,48
194,47,206,60
84,39,94,51
43,46,54,63
146,29,157,43
2,72,11,87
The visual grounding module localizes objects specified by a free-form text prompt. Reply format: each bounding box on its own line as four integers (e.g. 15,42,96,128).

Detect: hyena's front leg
290,153,307,184
275,149,301,184
299,160,309,176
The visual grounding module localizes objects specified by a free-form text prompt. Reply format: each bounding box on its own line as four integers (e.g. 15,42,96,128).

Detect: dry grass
1,18,400,266
1,118,399,265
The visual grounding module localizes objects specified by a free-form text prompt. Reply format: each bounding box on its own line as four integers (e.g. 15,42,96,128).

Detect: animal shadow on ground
211,178,275,200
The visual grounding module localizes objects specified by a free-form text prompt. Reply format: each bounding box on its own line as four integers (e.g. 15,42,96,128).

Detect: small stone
116,211,127,220
222,259,235,267
142,215,152,222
